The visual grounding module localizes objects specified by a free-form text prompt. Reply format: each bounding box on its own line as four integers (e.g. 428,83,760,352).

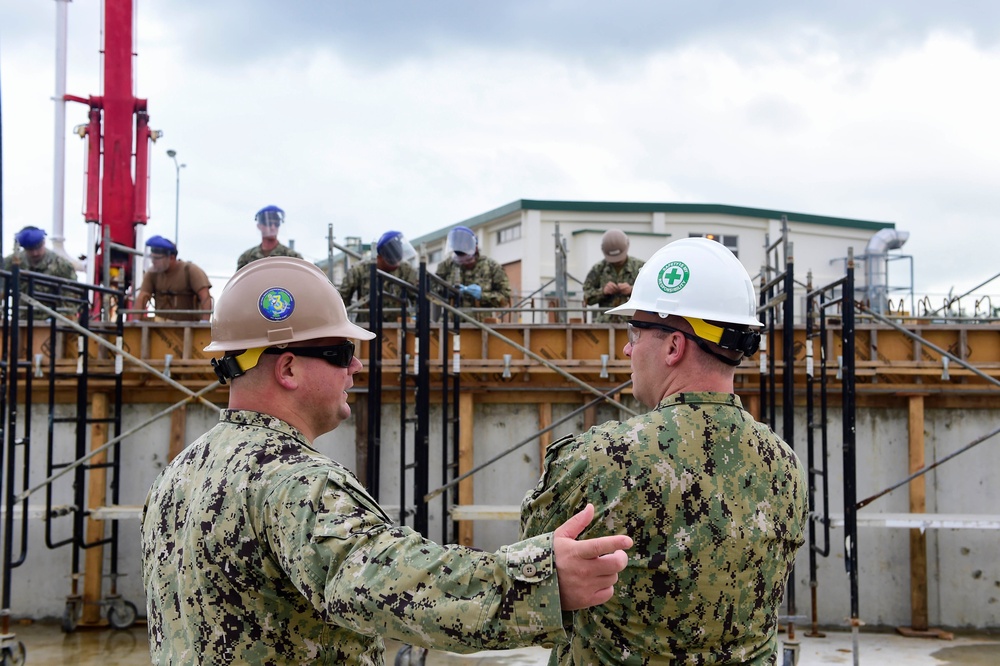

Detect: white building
328,199,907,318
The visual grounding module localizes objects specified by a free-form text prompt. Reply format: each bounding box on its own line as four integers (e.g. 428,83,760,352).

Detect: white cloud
3,3,999,301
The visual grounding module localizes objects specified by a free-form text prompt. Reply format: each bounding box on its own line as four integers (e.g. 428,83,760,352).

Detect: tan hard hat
204,256,375,352
601,229,629,262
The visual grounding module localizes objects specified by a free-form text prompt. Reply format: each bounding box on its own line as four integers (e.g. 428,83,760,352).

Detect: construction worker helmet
607,237,762,357
206,255,374,354
376,230,416,268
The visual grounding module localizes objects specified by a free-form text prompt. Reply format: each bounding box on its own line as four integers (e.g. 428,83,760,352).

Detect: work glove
459,284,483,300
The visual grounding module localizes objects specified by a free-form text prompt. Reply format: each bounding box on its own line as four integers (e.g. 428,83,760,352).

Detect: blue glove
461,284,482,300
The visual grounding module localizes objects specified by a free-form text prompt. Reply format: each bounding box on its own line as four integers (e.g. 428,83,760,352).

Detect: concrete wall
2,399,998,630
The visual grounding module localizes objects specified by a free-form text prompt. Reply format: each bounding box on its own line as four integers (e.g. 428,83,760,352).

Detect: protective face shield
205,256,375,383
255,205,285,239
144,250,173,274
446,226,478,267
376,231,417,268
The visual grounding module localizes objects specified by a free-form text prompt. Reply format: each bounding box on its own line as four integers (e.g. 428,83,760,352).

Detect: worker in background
339,230,418,322
435,225,511,321
141,256,633,664
2,225,79,317
582,228,645,323
236,205,303,271
135,235,212,321
521,237,808,665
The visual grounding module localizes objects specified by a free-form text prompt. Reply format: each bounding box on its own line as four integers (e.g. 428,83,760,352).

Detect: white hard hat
606,237,763,327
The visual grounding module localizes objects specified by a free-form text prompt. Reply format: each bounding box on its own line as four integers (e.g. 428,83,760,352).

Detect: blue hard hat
146,235,178,255
14,226,46,250
255,205,285,226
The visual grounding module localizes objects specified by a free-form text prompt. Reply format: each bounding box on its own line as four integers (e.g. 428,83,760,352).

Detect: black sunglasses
263,341,355,368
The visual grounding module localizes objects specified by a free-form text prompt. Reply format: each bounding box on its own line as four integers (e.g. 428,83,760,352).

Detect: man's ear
663,330,686,367
272,352,300,390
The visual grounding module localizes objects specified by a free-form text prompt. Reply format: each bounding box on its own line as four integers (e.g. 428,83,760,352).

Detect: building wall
4,399,998,630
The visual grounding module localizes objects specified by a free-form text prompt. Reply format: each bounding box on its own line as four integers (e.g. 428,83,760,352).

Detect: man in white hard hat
582,228,645,323
522,237,808,665
141,256,633,664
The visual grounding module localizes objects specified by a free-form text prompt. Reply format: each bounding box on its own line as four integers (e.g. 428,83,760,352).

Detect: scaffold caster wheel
108,599,138,630
0,641,26,666
61,597,82,633
394,644,427,666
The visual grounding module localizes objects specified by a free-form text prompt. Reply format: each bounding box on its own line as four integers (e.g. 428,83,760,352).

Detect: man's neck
260,238,280,252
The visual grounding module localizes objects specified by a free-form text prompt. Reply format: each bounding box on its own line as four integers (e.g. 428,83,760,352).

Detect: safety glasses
263,341,355,368
626,319,688,346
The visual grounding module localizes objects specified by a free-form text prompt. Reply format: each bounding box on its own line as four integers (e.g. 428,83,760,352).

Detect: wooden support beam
537,403,552,475
907,394,929,632
82,392,109,626
458,393,475,548
168,405,187,462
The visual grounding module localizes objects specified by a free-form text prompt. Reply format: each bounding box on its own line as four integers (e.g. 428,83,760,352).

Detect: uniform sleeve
338,265,360,303
479,260,511,308
236,249,252,271
520,434,590,541
186,262,212,293
582,263,604,305
263,469,568,652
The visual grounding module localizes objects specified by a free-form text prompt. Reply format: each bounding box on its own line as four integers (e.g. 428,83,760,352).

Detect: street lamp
166,149,186,244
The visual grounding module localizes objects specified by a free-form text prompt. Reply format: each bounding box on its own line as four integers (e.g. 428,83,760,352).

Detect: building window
690,233,739,257
497,224,522,244
428,248,443,264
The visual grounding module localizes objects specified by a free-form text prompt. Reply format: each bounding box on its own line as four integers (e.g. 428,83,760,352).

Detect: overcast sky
3,1,1000,302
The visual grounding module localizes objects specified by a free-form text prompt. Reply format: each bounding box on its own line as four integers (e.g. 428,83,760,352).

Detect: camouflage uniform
142,409,567,665
2,250,79,317
435,255,511,321
339,260,418,322
236,243,303,271
582,257,645,323
521,392,808,665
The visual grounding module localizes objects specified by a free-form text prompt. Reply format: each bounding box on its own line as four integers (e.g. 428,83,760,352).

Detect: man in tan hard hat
141,256,632,664
582,228,645,323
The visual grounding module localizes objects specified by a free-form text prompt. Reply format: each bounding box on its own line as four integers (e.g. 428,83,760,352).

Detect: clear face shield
378,236,417,269
446,229,478,266
256,209,284,239
145,250,172,274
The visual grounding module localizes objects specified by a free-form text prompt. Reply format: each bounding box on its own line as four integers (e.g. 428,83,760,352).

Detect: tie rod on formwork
424,379,633,503
854,301,1000,510
429,294,640,418
13,294,222,503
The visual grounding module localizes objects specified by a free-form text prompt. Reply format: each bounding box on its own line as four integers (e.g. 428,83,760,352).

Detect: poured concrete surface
4,620,999,665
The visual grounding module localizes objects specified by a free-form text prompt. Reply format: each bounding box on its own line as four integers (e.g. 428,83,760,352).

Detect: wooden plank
830,513,1000,529
82,392,109,625
451,505,520,521
908,395,928,631
458,393,475,547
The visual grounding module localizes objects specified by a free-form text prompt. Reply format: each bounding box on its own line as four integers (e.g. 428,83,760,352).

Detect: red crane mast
64,0,154,299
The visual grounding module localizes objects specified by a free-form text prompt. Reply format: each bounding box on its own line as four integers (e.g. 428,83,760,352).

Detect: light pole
166,149,186,244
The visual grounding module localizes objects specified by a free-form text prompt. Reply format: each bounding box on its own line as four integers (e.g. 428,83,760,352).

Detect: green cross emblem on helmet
658,261,689,293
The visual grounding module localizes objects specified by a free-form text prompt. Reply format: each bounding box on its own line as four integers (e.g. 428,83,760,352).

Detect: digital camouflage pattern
521,392,808,665
236,242,303,271
435,254,511,321
338,259,418,322
582,256,645,323
2,249,79,317
142,410,566,665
